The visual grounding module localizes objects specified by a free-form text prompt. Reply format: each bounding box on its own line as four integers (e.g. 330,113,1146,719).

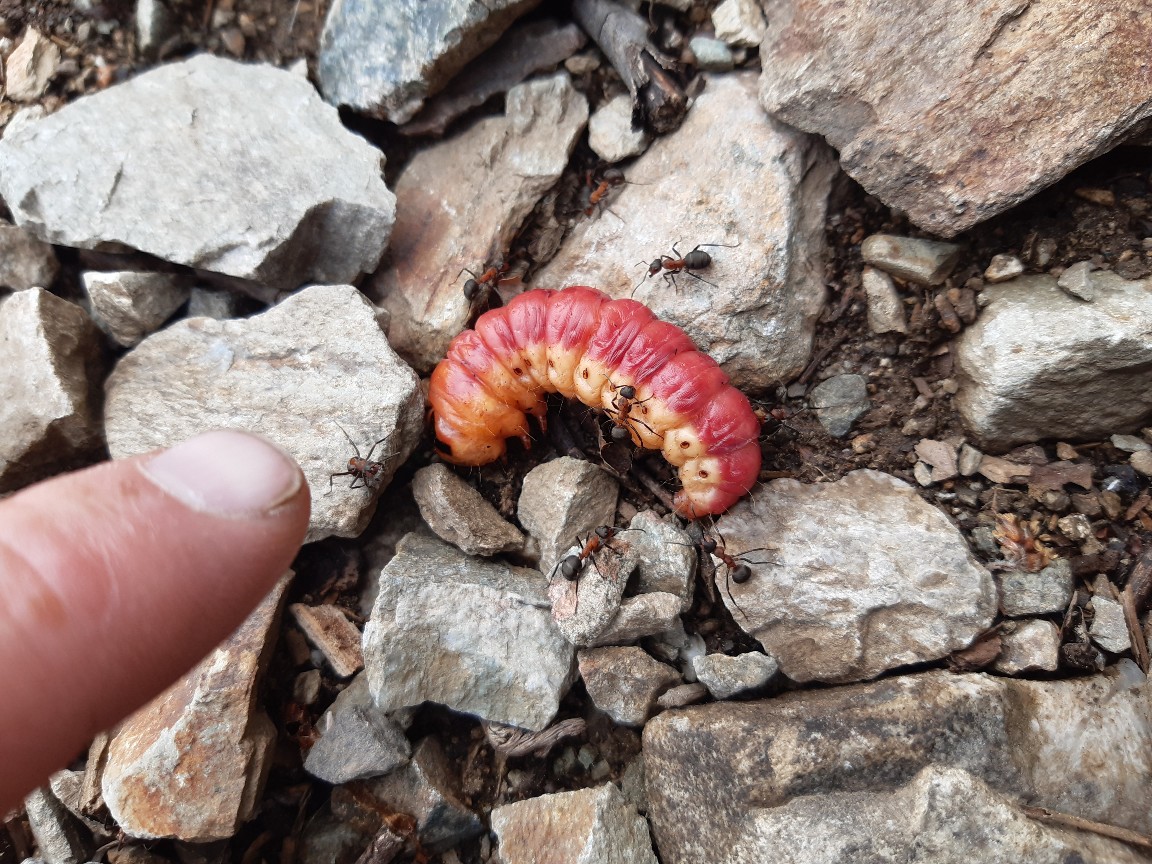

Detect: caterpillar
428,286,762,517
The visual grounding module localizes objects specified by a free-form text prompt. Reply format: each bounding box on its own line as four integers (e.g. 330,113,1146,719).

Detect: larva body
428,286,761,517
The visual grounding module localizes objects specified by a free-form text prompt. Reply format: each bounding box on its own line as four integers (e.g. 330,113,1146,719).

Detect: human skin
0,430,310,813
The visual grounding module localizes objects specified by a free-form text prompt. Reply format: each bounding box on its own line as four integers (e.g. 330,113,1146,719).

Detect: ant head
731,563,752,584
365,463,385,483
618,384,636,400
560,555,581,580
647,258,662,276
602,167,625,185
700,536,718,554
610,425,631,442
594,525,613,540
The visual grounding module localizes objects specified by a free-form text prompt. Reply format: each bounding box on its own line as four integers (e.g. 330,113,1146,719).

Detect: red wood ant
459,259,511,303
554,525,644,581
634,240,741,292
582,167,627,219
681,520,776,620
328,423,390,493
605,380,661,444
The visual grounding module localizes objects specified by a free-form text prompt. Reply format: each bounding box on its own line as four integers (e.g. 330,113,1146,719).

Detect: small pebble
688,35,734,71
984,253,1024,283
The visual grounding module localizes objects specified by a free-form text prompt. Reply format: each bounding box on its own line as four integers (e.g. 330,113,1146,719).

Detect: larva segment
428,286,762,517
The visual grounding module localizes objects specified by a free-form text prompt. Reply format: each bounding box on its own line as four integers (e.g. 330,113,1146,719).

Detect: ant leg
327,470,352,494
685,270,718,289
720,565,749,621
363,436,389,462
333,421,362,458
694,240,742,250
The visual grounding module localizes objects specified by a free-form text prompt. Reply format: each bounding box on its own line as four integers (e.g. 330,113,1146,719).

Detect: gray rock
0,289,103,492
628,510,696,610
0,56,395,290
957,442,983,476
303,673,411,784
356,737,483,854
860,234,961,286
759,1,1152,237
104,284,424,543
491,784,657,864
956,273,1152,449
292,669,322,705
1057,260,1096,302
711,0,767,47
578,646,680,726
808,374,870,437
23,787,93,864
372,72,587,370
914,438,959,483
984,254,1024,283
1089,594,1130,654
689,36,735,72
861,265,906,334
587,592,682,648
317,0,538,124
363,531,574,731
588,93,649,163
1112,433,1150,452
998,559,1074,617
411,463,525,556
0,221,59,290
645,667,1152,863
185,286,247,320
655,682,708,709
993,619,1060,675
692,652,778,699
135,0,174,54
715,470,996,683
82,270,191,347
534,73,835,392
518,457,619,578
548,534,641,647
5,28,59,102
102,575,290,841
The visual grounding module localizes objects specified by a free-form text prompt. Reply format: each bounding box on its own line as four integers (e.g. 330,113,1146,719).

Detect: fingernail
141,430,303,517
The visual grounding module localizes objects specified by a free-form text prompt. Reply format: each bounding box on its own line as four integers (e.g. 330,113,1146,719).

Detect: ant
604,380,661,445
328,422,390,493
582,167,627,219
634,240,741,293
459,258,511,304
680,520,776,620
554,525,645,581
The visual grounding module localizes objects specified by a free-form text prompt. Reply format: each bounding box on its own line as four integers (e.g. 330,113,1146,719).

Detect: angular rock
915,438,959,483
578,646,679,726
808,373,870,437
535,73,835,391
692,652,778,699
303,673,411,785
645,667,1152,863
1089,594,1130,654
5,28,59,102
587,593,682,648
759,0,1152,237
411,463,525,556
23,787,93,864
104,284,423,543
0,289,103,492
0,56,395,290
289,603,364,678
588,93,649,162
363,531,574,731
354,737,483,854
1132,449,1152,478
688,36,734,72
0,221,59,290
293,669,322,705
993,619,1060,675
712,0,767,47
186,287,248,320
102,575,290,841
82,270,191,347
861,265,906,334
860,234,961,286
1057,260,1096,302
371,72,587,370
956,273,1152,449
655,682,709,709
317,0,539,124
491,783,657,864
629,510,696,611
549,535,641,647
998,559,1074,617
518,457,619,578
985,254,1024,283
715,470,996,683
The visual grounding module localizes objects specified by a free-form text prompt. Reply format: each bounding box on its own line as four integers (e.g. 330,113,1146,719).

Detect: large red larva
428,286,762,517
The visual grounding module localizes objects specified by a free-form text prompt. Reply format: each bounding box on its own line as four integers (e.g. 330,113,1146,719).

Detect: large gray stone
759,0,1152,237
104,284,424,543
0,55,394,290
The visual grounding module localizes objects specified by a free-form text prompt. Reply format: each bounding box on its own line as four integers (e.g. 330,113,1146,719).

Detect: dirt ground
5,1,1152,861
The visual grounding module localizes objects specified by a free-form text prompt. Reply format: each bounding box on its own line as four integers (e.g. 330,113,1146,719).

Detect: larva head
672,443,761,517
